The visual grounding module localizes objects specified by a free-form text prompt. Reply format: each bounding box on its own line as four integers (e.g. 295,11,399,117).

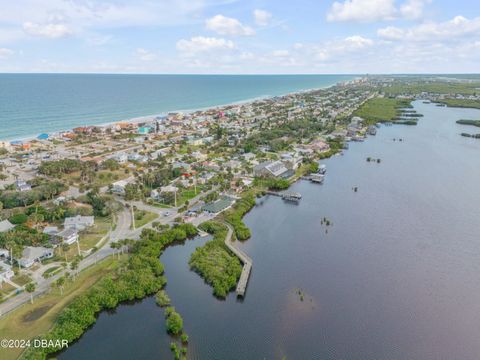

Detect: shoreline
2,78,356,143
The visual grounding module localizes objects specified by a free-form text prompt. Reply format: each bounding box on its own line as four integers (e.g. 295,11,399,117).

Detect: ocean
0,74,354,141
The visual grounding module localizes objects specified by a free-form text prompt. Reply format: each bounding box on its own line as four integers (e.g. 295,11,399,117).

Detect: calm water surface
0,74,352,140
60,101,480,360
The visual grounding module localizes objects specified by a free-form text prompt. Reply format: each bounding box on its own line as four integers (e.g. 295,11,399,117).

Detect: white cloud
272,50,290,57
253,9,272,26
23,22,72,38
400,0,431,20
377,26,405,39
327,0,430,22
327,0,396,22
0,48,14,59
307,35,375,62
240,51,255,60
1,0,232,42
136,48,157,61
344,35,374,47
206,15,254,36
176,36,235,55
378,16,480,41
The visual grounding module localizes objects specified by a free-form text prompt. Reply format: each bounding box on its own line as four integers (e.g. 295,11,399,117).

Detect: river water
60,101,480,360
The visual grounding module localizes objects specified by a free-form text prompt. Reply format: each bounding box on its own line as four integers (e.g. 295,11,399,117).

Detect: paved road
0,207,132,317
0,186,220,316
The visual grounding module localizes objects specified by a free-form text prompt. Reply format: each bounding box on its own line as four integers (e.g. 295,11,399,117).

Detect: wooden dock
223,223,252,297
301,174,325,184
265,190,302,201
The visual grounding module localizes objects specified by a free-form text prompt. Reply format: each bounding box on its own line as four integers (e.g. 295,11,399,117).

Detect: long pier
265,190,302,201
223,223,252,297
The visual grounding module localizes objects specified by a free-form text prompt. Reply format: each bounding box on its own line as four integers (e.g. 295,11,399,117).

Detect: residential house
253,160,290,178
16,179,32,192
0,219,15,233
110,152,128,163
0,263,14,280
18,246,54,268
138,126,152,135
224,159,241,170
128,153,148,163
150,189,163,201
64,215,94,231
242,153,256,161
56,228,79,245
280,153,302,170
111,177,134,195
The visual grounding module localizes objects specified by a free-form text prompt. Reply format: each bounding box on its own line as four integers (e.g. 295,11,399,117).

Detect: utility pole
131,206,136,230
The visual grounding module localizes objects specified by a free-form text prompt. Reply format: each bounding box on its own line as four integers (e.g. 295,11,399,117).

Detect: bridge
223,223,252,297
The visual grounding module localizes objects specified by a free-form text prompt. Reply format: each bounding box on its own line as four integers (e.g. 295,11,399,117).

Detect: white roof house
0,220,15,233
64,215,94,231
0,263,14,280
56,228,79,245
18,246,54,268
111,177,134,195
253,161,289,178
160,185,178,193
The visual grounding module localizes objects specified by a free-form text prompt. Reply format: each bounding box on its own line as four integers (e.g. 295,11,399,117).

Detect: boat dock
265,191,302,201
301,174,325,184
223,223,252,297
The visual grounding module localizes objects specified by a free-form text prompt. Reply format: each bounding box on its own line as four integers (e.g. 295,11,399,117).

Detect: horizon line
0,72,479,76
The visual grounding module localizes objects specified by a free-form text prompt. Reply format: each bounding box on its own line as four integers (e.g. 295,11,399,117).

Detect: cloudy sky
0,0,479,74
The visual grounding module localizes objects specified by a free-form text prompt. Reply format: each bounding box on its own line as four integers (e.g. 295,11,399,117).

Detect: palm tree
70,258,80,281
55,276,65,296
25,282,36,304
110,242,120,259
61,243,70,262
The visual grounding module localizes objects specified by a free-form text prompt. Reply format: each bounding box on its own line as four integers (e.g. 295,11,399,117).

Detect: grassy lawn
0,282,16,299
177,185,205,205
79,216,112,251
132,209,158,229
150,202,173,209
62,169,128,187
11,274,32,287
353,97,412,124
0,256,124,360
92,169,130,187
42,266,61,279
55,245,80,263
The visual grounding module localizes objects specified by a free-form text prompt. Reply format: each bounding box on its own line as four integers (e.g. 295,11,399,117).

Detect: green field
0,257,123,360
353,97,412,124
79,216,112,251
384,81,480,95
132,209,158,228
437,99,480,109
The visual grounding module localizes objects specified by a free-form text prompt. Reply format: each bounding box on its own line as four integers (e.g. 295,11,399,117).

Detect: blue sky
0,0,479,74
